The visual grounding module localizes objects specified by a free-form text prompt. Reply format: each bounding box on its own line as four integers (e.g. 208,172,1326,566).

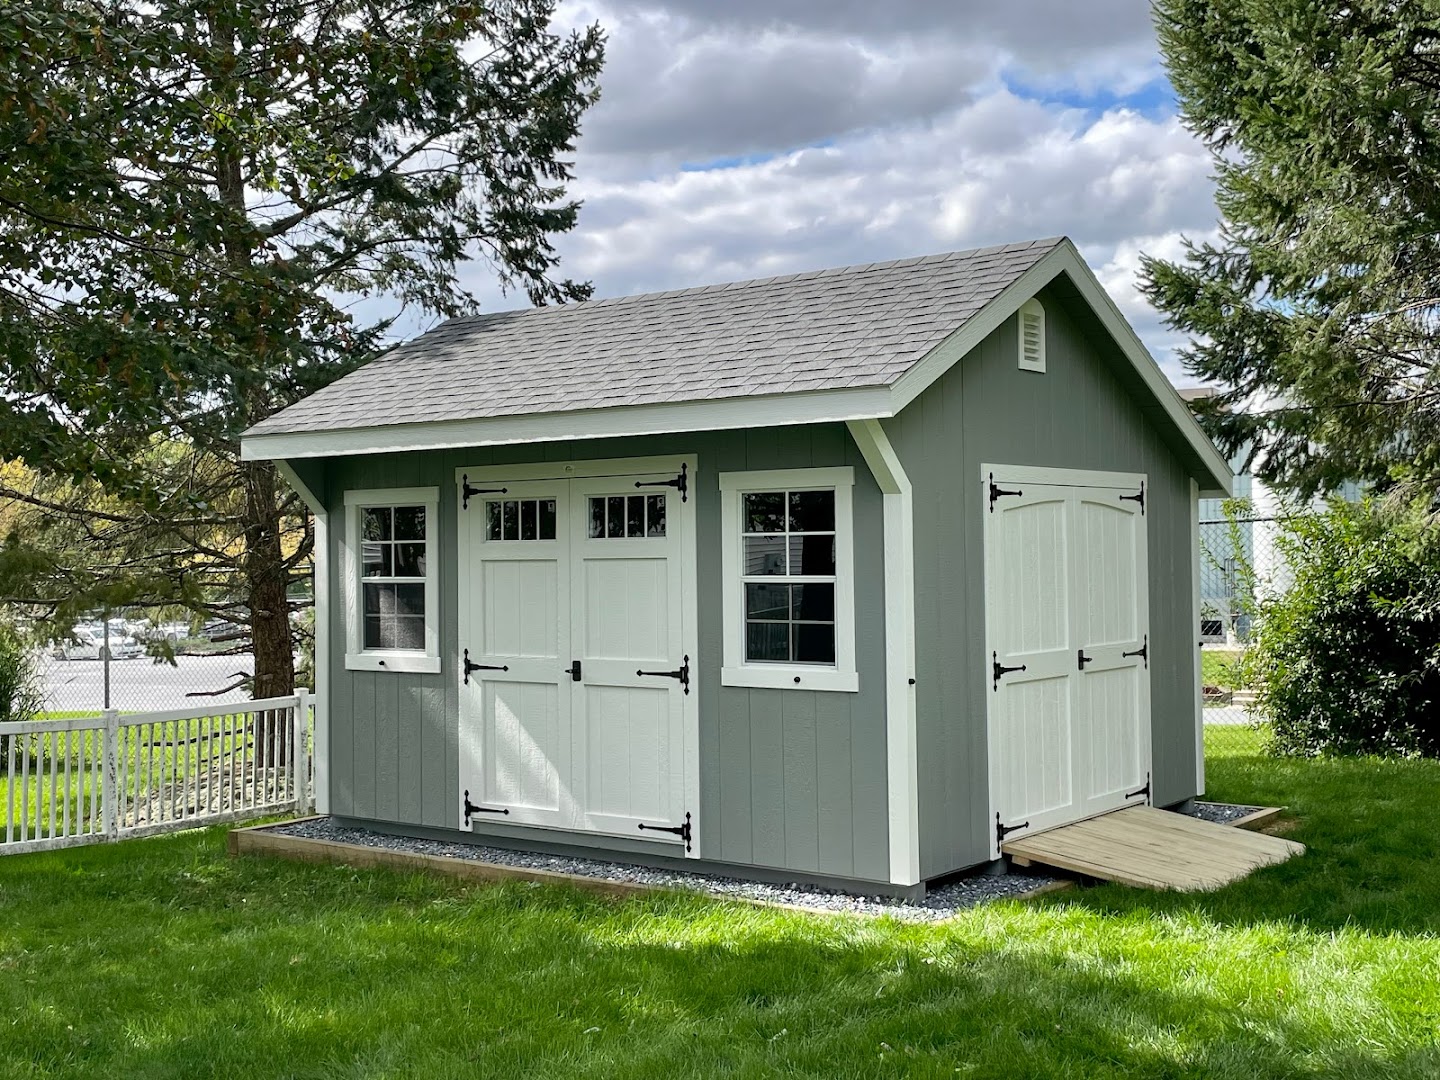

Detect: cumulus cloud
441,0,1219,384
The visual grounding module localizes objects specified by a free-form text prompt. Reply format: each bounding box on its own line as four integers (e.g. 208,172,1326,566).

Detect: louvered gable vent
1018,297,1045,372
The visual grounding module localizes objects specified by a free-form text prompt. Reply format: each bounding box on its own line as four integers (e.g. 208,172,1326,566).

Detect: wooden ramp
1003,805,1304,891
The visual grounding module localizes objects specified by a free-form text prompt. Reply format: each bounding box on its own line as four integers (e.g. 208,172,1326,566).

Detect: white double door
458,461,695,849
984,465,1151,852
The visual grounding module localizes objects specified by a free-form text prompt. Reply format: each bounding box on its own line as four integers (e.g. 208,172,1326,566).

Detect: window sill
345,652,441,674
721,666,858,693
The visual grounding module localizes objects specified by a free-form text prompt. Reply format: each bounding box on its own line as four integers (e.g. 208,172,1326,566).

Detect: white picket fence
0,691,312,855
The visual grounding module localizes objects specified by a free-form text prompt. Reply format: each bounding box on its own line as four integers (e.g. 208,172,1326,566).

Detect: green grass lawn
1,730,1437,1079
1201,648,1245,690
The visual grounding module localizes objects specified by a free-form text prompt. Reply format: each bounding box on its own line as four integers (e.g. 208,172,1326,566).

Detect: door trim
981,462,1152,856
455,454,702,858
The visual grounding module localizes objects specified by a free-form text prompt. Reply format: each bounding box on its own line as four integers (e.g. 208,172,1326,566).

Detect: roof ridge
424,236,1067,333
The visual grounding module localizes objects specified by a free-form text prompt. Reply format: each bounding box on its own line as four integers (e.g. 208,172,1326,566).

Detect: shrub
0,620,43,759
1247,500,1440,757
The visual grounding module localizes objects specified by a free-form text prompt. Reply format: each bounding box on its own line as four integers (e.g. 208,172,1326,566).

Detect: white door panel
458,461,697,854
985,467,1151,853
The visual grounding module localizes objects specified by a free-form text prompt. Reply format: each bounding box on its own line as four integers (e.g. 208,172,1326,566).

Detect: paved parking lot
39,653,258,714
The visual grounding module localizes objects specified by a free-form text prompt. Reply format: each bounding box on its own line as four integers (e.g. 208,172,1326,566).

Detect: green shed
241,236,1232,896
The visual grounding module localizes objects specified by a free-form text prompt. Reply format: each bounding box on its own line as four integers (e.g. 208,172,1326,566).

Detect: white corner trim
341,487,442,675
1191,477,1205,797
274,459,330,814
718,466,858,694
846,419,920,887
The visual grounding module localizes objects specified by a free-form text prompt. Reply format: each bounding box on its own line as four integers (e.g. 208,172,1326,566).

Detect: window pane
791,583,834,621
626,495,645,538
374,583,397,615
746,621,790,662
539,499,557,540
361,542,390,578
744,536,787,575
520,499,538,541
646,494,666,537
362,583,382,616
589,497,605,539
362,507,391,541
394,505,425,541
794,623,836,664
395,583,425,616
393,542,425,577
788,490,834,532
363,615,383,650
502,501,519,541
390,616,425,651
606,496,625,538
792,535,836,576
745,582,790,621
743,492,785,533
486,501,502,541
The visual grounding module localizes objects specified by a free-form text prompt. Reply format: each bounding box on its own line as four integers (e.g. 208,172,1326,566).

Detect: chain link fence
1199,513,1287,756
31,608,255,717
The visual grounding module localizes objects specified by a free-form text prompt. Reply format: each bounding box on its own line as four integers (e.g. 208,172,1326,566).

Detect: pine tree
1143,1,1440,496
0,1,604,701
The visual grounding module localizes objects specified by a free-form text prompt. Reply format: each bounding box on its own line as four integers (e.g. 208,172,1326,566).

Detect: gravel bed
1181,800,1268,825
270,818,1062,922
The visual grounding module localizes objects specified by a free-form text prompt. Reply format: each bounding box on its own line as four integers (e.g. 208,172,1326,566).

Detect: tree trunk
244,460,294,768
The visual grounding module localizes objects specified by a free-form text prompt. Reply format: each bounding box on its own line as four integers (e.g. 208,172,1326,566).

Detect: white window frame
342,486,441,674
719,467,858,692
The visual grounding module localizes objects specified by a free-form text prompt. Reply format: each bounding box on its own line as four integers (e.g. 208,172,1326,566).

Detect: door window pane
502,500,519,540
539,499,557,540
520,499,538,541
589,497,605,538
646,495,667,537
606,496,625,538
486,501,502,541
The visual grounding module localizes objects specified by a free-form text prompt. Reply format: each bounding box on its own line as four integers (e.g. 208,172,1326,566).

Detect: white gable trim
243,241,1231,496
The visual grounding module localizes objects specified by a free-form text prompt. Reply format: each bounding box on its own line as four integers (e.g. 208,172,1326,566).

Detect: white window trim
719,467,857,692
342,486,441,674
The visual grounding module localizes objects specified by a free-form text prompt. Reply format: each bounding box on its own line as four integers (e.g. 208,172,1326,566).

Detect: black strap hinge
638,810,692,852
463,649,509,684
1122,635,1148,668
992,651,1027,691
1120,480,1145,515
636,462,688,503
988,472,1023,512
462,475,508,510
636,655,690,695
1125,772,1151,802
463,789,510,825
997,811,1030,847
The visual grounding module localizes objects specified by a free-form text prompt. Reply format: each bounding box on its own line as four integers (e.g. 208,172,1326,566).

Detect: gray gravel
1182,800,1267,825
271,818,1062,921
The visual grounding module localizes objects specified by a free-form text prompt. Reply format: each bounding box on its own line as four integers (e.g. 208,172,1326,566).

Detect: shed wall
885,282,1200,879
316,425,891,883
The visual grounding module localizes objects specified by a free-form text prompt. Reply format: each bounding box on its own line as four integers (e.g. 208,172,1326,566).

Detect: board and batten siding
884,278,1201,880
315,424,890,883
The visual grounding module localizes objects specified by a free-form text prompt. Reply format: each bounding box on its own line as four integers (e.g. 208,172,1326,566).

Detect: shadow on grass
1,826,1436,1079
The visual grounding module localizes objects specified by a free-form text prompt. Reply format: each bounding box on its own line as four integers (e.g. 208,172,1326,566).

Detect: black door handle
1078,649,1094,670
564,661,582,681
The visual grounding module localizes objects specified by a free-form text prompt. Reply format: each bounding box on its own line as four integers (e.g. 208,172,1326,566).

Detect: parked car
52,628,144,661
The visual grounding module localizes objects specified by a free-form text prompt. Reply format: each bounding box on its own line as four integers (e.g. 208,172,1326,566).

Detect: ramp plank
1001,806,1303,891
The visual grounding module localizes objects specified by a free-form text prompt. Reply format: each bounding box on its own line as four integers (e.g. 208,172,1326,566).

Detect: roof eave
239,384,896,461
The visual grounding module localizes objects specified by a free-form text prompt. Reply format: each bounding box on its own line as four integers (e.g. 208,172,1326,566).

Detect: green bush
0,620,43,759
1248,500,1440,757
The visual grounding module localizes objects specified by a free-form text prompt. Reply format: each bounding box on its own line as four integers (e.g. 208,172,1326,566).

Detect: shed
241,236,1232,896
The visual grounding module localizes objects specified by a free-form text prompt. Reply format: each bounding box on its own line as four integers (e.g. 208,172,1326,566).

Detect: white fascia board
846,418,920,886
241,386,894,461
890,240,1235,497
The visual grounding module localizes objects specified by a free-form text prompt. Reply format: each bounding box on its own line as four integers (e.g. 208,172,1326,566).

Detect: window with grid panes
360,504,428,650
741,489,838,664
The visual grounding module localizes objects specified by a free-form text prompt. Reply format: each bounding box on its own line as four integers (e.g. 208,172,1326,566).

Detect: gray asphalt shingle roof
247,236,1064,437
